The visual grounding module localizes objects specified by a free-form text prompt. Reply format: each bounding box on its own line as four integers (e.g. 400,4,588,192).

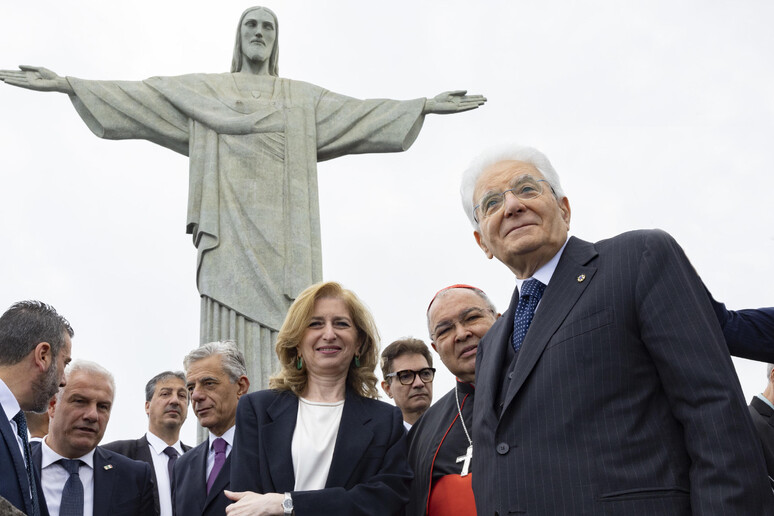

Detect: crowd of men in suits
3,143,774,516
0,303,249,516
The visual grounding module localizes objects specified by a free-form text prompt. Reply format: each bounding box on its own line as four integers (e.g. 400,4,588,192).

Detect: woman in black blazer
226,281,411,516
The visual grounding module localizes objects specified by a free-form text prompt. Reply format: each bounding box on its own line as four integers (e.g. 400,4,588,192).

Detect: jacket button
508,371,514,379
496,442,509,454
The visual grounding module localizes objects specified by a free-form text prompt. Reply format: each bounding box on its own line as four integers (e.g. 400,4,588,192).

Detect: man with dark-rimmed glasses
380,338,434,431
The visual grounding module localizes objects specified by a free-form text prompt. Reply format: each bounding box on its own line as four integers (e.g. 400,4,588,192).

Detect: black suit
172,436,231,516
31,442,156,516
749,396,774,482
230,388,412,516
0,402,49,516
102,434,191,515
472,231,773,515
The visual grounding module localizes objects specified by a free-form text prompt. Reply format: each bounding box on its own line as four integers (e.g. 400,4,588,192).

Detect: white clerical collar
514,236,570,291
208,425,235,449
145,431,184,456
41,437,95,469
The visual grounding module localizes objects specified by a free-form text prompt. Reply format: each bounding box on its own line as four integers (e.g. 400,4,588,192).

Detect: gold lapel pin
103,464,113,470
577,274,586,283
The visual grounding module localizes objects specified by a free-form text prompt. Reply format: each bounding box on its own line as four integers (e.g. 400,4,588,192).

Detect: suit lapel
262,392,298,491
326,391,374,488
0,405,34,515
182,444,208,513
93,447,117,513
137,435,154,465
478,287,520,423
502,237,598,412
752,397,774,429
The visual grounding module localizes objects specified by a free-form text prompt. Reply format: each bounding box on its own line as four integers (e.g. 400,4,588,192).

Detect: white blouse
291,397,345,491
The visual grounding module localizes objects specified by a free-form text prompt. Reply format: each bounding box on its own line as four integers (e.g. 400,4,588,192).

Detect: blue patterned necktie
59,458,84,516
12,411,40,516
512,279,546,353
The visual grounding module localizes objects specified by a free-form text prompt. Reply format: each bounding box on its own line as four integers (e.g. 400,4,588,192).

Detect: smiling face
473,160,571,278
240,8,276,66
47,369,113,458
146,377,188,436
298,297,361,384
186,355,247,437
381,352,433,423
428,289,497,383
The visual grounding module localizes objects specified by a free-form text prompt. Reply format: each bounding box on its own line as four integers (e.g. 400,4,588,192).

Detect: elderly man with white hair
462,144,774,515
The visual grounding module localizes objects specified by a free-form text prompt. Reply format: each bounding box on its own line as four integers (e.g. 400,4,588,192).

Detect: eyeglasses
385,368,436,385
473,176,551,223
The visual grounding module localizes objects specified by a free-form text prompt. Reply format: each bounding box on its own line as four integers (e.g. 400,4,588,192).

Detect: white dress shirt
145,431,184,516
40,438,95,516
206,425,235,479
514,237,569,311
0,378,25,460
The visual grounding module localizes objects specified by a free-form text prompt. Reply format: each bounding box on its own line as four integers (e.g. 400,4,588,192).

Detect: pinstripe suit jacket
471,230,774,515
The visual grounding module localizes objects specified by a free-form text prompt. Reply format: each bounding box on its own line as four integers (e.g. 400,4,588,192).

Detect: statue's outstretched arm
0,65,74,94
423,90,487,114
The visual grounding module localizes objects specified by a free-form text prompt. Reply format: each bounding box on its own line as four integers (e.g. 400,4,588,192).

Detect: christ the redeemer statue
0,6,485,386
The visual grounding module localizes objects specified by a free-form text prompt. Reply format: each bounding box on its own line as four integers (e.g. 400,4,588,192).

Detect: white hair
58,359,116,401
460,143,566,228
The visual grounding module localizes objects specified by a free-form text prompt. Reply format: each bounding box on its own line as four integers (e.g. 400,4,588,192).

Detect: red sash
427,473,476,515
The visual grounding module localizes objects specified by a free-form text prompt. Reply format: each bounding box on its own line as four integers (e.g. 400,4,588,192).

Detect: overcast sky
1,1,773,445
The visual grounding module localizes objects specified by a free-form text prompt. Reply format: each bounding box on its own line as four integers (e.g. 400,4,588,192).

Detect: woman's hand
225,490,285,516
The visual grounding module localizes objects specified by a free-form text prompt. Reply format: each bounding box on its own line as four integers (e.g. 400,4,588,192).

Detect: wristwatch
283,492,294,515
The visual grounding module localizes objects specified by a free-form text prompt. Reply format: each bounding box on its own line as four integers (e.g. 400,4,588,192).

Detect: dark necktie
206,438,227,494
512,279,546,353
163,446,179,485
12,411,40,516
58,458,84,516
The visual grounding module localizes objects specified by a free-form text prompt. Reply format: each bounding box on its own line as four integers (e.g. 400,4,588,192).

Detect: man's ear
33,342,52,373
47,396,58,420
474,230,494,260
145,401,151,417
236,376,250,397
381,380,392,398
559,196,571,227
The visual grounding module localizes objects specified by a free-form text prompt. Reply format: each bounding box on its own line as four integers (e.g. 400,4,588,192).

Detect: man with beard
0,300,73,516
103,371,192,516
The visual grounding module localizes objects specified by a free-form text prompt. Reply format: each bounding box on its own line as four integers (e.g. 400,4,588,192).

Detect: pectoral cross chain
456,444,473,477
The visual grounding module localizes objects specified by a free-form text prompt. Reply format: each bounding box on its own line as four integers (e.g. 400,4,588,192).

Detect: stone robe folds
67,73,426,381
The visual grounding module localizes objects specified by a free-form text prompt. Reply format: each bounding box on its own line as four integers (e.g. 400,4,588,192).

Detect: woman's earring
354,355,361,368
296,356,303,370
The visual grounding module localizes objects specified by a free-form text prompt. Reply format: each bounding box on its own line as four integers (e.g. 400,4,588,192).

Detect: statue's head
231,6,279,75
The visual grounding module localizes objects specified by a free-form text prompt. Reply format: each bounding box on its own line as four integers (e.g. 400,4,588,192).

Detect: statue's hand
0,65,73,94
424,90,487,114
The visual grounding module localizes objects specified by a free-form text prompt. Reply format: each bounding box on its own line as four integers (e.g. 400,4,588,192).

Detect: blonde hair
269,282,380,398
